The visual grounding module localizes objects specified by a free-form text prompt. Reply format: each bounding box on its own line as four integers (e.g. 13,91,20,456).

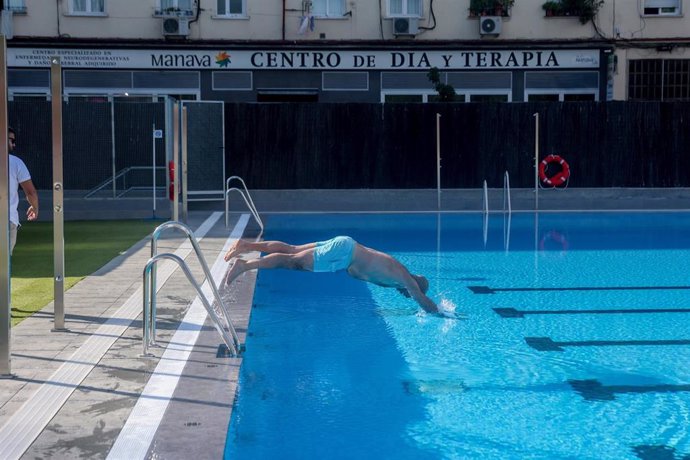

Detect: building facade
1,0,688,102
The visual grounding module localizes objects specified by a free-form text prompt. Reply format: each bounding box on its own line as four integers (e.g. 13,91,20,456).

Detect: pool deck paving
0,187,689,459
0,211,260,459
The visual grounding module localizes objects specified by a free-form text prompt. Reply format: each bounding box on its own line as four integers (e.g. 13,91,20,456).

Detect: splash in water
438,298,458,318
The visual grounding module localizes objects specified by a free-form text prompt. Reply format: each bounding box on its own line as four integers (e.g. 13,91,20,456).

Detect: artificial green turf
10,220,162,325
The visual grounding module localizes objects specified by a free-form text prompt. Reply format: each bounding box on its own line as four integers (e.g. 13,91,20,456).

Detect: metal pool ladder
142,220,241,357
503,171,512,214
225,176,263,232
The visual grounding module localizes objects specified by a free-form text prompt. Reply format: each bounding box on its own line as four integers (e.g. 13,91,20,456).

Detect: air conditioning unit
393,17,419,36
479,16,501,35
162,17,189,37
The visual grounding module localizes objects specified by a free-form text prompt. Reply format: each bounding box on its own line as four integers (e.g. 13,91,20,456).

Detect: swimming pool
225,212,690,459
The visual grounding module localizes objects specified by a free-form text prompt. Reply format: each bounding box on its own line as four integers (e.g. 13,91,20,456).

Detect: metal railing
482,180,489,214
85,166,166,199
225,176,263,232
503,171,512,214
143,220,241,356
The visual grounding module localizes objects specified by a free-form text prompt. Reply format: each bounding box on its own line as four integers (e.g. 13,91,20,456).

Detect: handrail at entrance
142,253,239,356
503,171,512,214
147,220,241,355
225,176,263,231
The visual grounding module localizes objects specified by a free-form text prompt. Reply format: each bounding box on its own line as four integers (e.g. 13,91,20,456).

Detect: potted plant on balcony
470,0,515,17
495,0,515,17
542,0,562,16
576,0,604,24
469,0,490,16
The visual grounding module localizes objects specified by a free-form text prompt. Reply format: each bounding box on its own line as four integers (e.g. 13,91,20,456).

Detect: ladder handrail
503,171,512,214
482,180,489,214
148,221,240,354
225,176,263,231
142,253,239,357
226,188,264,232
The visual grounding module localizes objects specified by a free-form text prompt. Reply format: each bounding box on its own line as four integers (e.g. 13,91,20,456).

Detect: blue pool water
225,212,690,459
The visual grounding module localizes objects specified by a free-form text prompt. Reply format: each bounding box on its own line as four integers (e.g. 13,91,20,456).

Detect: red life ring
539,154,570,187
539,230,568,252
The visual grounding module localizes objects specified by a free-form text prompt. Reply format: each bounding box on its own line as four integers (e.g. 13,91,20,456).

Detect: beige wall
8,0,689,41
7,0,689,101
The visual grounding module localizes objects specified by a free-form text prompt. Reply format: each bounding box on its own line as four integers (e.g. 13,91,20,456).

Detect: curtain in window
408,0,420,15
313,0,343,16
73,0,86,11
312,0,326,15
328,0,343,15
90,0,104,12
161,0,174,9
229,0,242,14
217,0,225,14
7,0,26,9
178,0,192,10
389,0,402,14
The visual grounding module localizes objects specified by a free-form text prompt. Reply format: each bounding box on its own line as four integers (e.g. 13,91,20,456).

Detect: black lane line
494,307,690,318
524,337,690,352
469,285,690,294
569,379,690,402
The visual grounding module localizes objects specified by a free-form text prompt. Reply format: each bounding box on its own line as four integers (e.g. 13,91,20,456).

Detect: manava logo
215,51,231,67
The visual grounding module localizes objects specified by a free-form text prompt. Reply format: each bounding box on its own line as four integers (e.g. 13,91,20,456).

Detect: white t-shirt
9,154,31,226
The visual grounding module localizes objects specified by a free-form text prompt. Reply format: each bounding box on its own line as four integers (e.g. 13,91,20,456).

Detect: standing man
8,128,38,254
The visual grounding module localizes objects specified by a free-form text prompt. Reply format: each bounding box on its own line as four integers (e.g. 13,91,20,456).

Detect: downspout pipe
282,0,286,40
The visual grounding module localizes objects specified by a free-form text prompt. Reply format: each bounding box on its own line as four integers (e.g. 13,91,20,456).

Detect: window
217,0,245,16
629,59,690,101
643,0,681,15
71,0,105,14
4,0,26,13
159,0,193,15
388,0,421,17
312,0,344,17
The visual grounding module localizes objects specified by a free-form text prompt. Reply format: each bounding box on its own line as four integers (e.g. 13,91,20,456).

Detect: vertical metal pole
181,106,188,223
110,97,116,198
152,123,156,218
533,112,539,211
172,102,179,222
0,36,12,377
51,57,66,332
436,113,441,211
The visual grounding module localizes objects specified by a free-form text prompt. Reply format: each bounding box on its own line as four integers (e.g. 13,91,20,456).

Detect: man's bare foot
224,239,247,261
224,258,247,285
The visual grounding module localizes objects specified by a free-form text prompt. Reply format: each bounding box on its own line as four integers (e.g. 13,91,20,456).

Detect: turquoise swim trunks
313,236,356,272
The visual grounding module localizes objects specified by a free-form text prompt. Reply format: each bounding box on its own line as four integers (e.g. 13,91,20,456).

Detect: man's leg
225,249,314,284
224,239,316,261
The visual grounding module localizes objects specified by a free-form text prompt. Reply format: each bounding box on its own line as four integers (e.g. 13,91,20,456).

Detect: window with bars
71,0,105,14
628,59,690,101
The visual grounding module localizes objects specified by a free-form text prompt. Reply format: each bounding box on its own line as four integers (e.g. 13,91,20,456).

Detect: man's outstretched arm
403,276,438,313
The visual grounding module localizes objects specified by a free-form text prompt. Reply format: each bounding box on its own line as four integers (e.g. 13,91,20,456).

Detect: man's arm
19,179,38,221
402,276,438,313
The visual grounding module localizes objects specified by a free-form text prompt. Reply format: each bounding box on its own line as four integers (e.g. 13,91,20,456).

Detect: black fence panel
8,97,52,190
8,100,690,191
224,101,690,189
63,98,113,190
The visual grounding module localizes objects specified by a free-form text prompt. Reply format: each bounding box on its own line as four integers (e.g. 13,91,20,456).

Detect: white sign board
8,48,602,70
